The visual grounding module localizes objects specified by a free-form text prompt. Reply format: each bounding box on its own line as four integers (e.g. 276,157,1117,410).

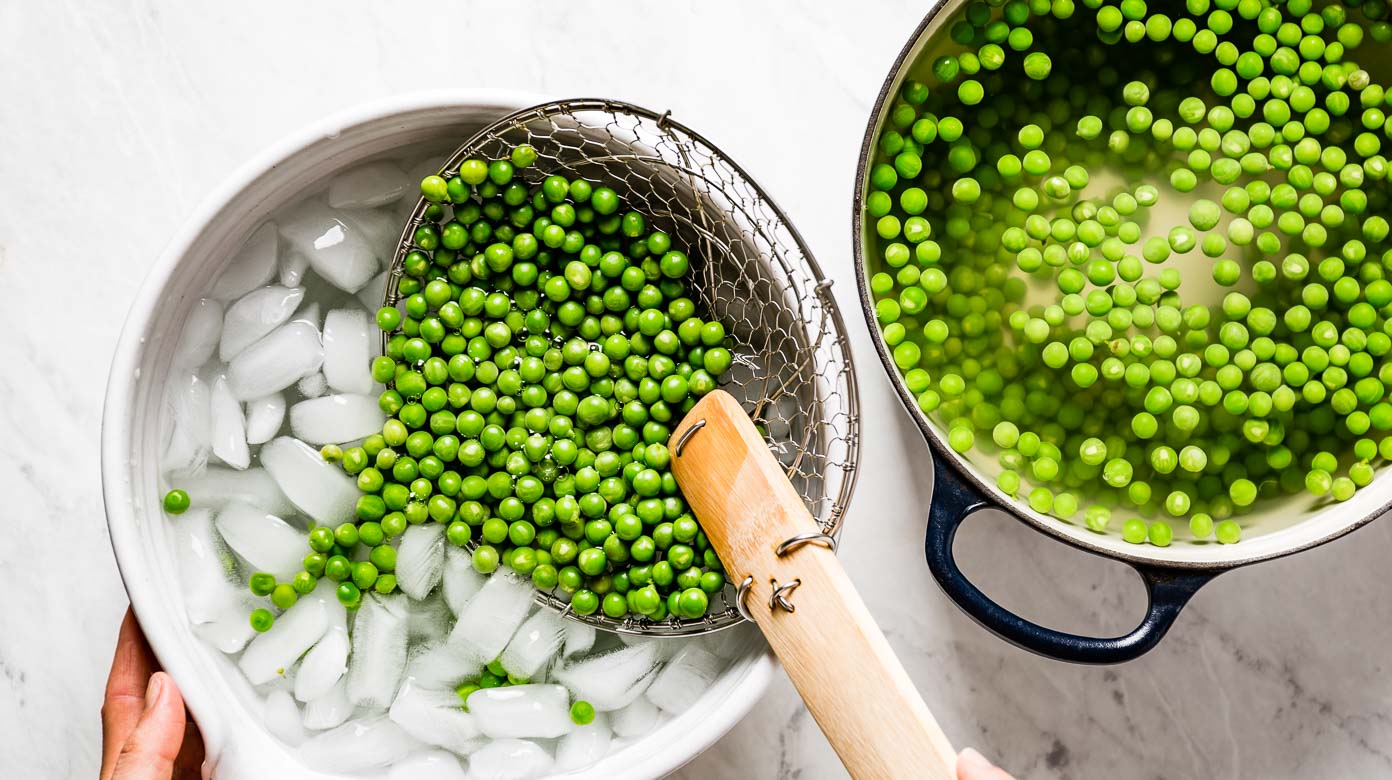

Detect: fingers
102,608,158,780
110,672,188,780
957,747,1016,780
173,711,207,779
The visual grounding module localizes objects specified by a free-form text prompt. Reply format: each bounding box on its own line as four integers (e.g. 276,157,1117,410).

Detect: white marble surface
3,1,1392,778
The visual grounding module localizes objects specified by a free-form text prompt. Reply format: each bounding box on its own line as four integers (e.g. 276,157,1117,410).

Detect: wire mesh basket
386,98,860,635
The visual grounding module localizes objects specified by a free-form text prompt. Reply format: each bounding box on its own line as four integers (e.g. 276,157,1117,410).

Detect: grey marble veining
2,1,1389,778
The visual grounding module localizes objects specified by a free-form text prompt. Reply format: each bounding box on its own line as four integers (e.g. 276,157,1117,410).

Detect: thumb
111,672,186,780
957,747,1016,780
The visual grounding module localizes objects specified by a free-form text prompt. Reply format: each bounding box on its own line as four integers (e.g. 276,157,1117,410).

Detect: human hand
958,747,1015,779
101,608,205,780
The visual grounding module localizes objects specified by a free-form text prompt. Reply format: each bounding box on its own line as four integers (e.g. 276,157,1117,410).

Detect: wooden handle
670,390,957,780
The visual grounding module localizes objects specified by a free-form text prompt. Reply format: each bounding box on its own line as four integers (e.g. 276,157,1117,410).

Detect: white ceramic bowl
102,89,773,779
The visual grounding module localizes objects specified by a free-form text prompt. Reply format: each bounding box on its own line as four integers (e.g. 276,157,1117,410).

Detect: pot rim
850,8,1389,572
101,88,775,779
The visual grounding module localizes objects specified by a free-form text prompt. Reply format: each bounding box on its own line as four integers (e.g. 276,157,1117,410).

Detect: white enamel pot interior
852,6,1391,663
102,89,773,779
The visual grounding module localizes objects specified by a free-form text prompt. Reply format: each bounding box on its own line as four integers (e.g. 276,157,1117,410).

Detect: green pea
162,489,190,514
249,609,274,632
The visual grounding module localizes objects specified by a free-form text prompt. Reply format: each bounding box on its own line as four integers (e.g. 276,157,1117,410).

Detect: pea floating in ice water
865,0,1392,546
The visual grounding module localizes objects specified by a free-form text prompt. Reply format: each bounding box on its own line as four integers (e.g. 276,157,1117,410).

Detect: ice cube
554,712,611,772
171,508,235,623
324,585,350,632
645,646,721,714
302,677,353,731
245,393,286,445
389,678,483,754
501,610,565,680
192,597,259,654
259,437,358,525
226,321,324,401
706,622,759,660
279,201,380,293
297,372,329,399
553,642,661,711
295,299,321,327
209,376,250,470
451,571,534,662
213,221,280,300
280,246,310,287
388,749,469,780
357,270,390,312
239,591,329,685
397,524,446,600
187,593,250,649
263,688,306,746
562,621,595,659
162,371,210,478
218,285,306,361
322,309,376,395
178,466,294,516
610,694,658,739
443,546,486,616
406,593,454,646
345,208,402,253
404,154,446,188
396,186,425,219
618,633,680,658
214,500,305,580
467,684,572,739
294,624,349,703
348,594,410,708
402,640,486,691
529,664,552,685
173,298,224,369
329,160,409,209
465,739,553,780
288,394,385,446
587,631,625,656
298,715,419,773
635,639,683,669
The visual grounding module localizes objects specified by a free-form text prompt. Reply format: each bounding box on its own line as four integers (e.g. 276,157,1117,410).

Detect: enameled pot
853,8,1390,663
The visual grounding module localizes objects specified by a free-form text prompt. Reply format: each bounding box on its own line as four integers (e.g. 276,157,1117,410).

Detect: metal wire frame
384,98,860,635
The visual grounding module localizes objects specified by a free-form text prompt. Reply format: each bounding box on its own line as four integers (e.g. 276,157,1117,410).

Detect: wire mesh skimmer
385,98,860,636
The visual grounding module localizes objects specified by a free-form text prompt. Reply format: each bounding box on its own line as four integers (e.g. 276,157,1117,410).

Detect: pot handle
924,455,1216,664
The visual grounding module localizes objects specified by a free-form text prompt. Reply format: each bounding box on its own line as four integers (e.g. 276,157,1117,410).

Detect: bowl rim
849,8,1389,571
101,87,776,778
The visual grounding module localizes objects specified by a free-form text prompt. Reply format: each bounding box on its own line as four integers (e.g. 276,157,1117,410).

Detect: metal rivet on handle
673,418,706,456
737,574,803,617
776,532,838,557
735,575,756,621
769,578,802,613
